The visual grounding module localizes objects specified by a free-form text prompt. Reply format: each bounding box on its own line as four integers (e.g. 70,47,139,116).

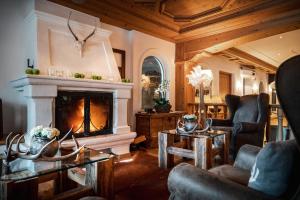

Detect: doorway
219,71,232,101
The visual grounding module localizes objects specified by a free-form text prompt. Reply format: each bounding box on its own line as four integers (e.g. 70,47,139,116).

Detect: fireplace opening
55,91,113,138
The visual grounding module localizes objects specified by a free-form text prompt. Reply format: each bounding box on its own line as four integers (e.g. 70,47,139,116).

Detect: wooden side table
135,111,185,148
158,129,229,170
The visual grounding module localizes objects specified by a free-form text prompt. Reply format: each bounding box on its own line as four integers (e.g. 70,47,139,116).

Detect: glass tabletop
0,147,112,182
161,129,228,138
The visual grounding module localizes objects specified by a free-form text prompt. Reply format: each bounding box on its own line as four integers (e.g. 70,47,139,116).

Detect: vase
154,103,172,113
30,136,59,157
184,120,197,131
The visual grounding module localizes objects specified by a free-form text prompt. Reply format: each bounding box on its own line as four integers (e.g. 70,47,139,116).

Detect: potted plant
183,114,198,131
154,80,171,113
28,125,60,157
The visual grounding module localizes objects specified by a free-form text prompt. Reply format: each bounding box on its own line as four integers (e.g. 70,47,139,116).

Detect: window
141,56,164,109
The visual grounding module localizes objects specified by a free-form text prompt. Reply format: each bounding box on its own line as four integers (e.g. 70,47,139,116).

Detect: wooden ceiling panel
161,0,229,21
50,0,300,65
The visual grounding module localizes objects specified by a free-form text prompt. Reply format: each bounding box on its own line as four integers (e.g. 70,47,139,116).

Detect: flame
66,98,108,135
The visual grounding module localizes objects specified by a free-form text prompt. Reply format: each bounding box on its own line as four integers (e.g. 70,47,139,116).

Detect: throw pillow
248,140,299,197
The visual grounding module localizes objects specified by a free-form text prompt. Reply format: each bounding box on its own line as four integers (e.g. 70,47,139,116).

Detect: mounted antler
67,11,97,57
3,128,85,164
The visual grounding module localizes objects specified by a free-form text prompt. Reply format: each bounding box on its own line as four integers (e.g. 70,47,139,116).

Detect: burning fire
68,98,109,134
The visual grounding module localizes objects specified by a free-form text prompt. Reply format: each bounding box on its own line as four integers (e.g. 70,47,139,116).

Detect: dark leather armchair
212,93,269,157
167,55,300,200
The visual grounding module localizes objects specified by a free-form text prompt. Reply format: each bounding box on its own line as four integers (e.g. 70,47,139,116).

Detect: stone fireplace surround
11,75,136,155
8,6,137,155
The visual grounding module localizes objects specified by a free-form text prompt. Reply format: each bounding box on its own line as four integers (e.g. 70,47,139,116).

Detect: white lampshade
186,65,213,88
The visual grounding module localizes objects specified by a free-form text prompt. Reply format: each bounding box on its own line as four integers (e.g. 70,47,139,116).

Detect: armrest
234,122,261,133
233,144,261,171
168,163,272,200
211,119,232,127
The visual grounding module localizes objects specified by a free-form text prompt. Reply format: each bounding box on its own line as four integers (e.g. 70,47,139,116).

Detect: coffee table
158,129,229,170
0,147,114,200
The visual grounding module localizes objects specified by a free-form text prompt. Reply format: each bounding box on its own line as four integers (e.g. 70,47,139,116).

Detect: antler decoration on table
3,128,85,164
176,118,213,135
67,11,97,57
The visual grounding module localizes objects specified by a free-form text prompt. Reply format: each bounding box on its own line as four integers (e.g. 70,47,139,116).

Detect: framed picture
113,48,126,79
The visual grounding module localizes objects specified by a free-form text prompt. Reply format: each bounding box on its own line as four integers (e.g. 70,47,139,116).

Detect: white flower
186,65,213,88
41,127,60,139
25,125,43,146
29,125,43,137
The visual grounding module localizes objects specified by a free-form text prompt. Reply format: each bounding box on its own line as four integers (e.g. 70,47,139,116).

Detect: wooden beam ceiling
217,48,277,73
50,0,300,65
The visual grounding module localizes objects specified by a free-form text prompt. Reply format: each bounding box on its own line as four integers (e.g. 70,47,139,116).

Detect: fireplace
55,91,113,138
11,8,136,155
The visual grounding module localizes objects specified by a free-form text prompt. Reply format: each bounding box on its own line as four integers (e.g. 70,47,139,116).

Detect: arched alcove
141,56,164,109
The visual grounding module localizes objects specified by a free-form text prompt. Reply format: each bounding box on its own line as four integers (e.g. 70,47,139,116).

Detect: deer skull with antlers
67,11,97,57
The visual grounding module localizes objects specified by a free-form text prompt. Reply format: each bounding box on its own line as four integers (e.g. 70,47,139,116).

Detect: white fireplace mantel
11,75,136,155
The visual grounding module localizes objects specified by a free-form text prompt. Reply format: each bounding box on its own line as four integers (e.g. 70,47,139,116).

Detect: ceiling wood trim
50,0,300,42
180,12,300,60
160,0,231,22
50,0,300,66
218,48,277,72
179,0,283,32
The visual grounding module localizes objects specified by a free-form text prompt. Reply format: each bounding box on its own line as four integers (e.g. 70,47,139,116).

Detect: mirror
141,56,164,109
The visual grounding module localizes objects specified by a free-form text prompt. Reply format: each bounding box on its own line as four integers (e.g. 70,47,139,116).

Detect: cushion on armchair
248,140,299,197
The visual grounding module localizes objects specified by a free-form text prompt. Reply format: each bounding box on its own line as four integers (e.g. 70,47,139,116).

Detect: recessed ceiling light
277,53,281,56
279,36,283,39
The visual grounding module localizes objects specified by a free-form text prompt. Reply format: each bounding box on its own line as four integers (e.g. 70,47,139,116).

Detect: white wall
0,0,34,135
0,0,175,135
130,31,176,128
195,55,268,97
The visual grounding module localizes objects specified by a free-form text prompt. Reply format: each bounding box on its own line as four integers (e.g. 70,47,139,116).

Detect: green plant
32,69,40,75
183,114,197,121
154,98,170,106
25,68,33,74
122,78,131,83
74,73,85,78
92,75,102,80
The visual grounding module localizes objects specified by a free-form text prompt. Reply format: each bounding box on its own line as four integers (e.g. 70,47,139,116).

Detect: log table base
0,149,114,200
158,130,229,170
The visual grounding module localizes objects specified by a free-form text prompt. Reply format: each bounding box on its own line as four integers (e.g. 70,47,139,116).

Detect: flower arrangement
29,125,60,140
183,114,197,122
186,65,213,89
153,80,171,113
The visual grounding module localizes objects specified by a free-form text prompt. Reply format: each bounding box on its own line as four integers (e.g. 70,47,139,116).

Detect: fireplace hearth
55,91,113,138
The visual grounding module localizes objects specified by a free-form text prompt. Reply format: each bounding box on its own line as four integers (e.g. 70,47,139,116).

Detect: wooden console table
0,148,114,200
136,111,185,148
158,129,229,170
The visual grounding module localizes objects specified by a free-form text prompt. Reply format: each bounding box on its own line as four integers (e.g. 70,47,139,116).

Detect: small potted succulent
28,125,60,157
183,114,198,131
153,80,171,113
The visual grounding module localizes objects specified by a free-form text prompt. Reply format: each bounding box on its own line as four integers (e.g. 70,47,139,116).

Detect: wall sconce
252,82,258,93
236,80,242,91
